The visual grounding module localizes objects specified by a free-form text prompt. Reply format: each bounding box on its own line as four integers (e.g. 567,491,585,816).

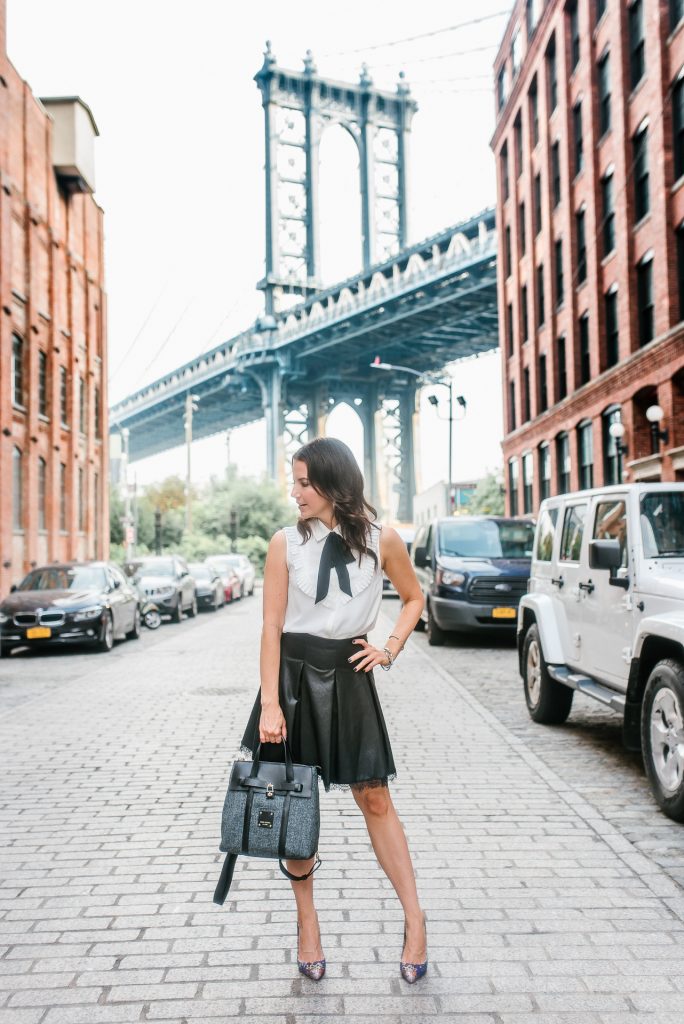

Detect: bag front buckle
265,783,275,799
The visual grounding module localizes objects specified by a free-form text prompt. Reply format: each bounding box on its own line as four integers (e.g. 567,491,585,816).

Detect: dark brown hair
293,437,378,566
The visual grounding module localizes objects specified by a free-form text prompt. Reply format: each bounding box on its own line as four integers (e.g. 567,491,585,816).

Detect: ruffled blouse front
282,519,383,639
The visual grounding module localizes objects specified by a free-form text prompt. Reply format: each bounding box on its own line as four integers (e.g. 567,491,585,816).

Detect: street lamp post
370,359,464,514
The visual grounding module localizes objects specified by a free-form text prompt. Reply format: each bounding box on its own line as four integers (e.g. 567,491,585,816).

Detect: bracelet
388,633,404,650
380,646,394,671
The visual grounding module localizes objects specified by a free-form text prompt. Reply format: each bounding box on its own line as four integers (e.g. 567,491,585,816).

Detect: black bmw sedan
0,562,141,656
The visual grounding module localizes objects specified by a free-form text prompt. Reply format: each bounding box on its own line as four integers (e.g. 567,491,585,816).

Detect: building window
514,112,523,174
501,142,509,201
507,301,515,356
569,3,580,72
636,254,654,346
512,28,522,78
522,452,534,513
539,442,551,501
520,200,527,255
602,172,615,255
509,380,517,431
546,36,558,112
497,66,507,111
573,101,583,175
551,141,561,206
596,0,607,22
508,457,520,515
578,420,594,489
674,76,684,181
677,223,684,321
529,76,539,146
60,366,68,426
11,334,24,408
79,377,86,435
38,457,47,531
557,335,567,400
556,432,571,493
605,286,619,367
555,238,564,306
526,0,540,39
38,350,48,418
94,387,101,438
521,284,529,341
505,225,512,277
629,0,645,91
598,52,611,136
579,312,591,384
576,208,587,283
534,172,542,235
671,0,684,32
12,447,23,530
633,124,649,222
523,366,531,422
537,264,545,326
78,467,85,531
539,353,548,412
603,405,622,484
59,463,67,531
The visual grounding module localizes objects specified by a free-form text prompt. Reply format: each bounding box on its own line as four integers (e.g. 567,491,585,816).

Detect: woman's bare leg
285,856,324,961
351,783,426,962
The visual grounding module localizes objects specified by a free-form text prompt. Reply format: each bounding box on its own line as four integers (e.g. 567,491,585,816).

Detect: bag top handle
249,735,295,783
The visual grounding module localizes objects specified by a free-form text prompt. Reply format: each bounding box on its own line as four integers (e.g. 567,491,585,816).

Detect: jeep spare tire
641,659,684,823
522,623,573,724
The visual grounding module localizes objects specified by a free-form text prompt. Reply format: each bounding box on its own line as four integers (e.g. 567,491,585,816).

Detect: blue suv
411,516,535,645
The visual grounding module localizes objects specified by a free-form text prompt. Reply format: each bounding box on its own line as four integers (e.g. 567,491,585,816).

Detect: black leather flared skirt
240,632,397,792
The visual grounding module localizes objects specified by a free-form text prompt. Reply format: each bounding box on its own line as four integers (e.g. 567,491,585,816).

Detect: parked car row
0,552,256,657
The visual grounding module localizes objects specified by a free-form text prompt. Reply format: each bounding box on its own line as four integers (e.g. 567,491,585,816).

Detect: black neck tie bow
315,531,355,604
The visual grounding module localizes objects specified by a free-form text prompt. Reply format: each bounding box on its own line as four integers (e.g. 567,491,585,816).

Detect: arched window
508,457,520,516
556,432,570,494
577,420,594,489
12,447,23,530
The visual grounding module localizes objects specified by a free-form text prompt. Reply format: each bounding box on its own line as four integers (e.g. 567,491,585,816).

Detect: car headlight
160,586,175,595
436,568,466,587
72,605,103,622
0,611,8,624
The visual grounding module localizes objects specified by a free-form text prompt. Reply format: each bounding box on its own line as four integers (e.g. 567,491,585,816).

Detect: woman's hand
348,638,390,673
259,701,287,744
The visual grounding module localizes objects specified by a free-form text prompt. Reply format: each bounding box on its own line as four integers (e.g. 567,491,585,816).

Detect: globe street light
608,419,627,482
370,357,465,514
645,403,669,454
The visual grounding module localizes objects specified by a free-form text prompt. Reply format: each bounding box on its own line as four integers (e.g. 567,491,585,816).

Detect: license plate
26,626,51,639
492,607,516,620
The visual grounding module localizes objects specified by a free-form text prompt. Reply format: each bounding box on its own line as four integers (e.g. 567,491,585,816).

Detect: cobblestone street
1,595,684,1023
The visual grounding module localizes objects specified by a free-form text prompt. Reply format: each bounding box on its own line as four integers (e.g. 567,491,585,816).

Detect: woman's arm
259,529,289,742
349,526,425,674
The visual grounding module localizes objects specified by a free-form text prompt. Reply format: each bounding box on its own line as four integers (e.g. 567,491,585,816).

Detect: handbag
213,735,321,905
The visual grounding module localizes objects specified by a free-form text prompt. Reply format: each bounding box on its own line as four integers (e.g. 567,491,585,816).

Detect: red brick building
0,0,108,595
491,0,684,516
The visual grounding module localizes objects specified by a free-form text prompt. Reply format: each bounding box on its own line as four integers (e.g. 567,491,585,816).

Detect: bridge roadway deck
1,595,683,1022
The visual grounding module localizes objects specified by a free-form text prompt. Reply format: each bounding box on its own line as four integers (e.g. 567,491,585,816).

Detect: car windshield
640,492,684,557
136,560,175,577
438,520,535,559
189,565,210,580
17,566,107,591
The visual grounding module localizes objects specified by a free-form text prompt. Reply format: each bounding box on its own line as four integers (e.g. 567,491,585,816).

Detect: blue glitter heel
296,919,326,981
400,912,428,984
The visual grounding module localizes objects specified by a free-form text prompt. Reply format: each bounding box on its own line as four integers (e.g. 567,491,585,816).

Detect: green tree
469,471,505,515
109,487,125,546
194,474,291,542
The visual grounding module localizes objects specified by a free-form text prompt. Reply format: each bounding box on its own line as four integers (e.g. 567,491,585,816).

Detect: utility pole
184,393,199,533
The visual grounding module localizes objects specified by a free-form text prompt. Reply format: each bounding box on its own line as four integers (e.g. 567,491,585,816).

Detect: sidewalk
1,598,683,1023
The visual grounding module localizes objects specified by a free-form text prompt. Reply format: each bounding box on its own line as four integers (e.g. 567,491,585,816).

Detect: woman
240,436,427,984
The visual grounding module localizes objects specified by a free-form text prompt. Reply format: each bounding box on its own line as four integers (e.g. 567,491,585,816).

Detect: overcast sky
8,0,511,496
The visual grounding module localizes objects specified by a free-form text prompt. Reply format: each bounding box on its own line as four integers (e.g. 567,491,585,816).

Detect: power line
371,42,499,70
322,10,511,57
108,278,171,383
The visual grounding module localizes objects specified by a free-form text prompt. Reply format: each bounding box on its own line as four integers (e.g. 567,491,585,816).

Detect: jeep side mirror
589,539,622,571
10,584,17,593
413,545,428,569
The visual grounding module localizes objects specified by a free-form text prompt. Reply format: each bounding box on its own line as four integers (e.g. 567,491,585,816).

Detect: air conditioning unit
39,96,99,194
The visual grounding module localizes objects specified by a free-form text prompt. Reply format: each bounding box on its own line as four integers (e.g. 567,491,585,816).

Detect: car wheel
426,603,446,646
188,594,198,618
522,623,573,724
249,585,255,596
144,608,162,629
97,611,114,653
172,598,183,623
127,606,141,640
641,659,684,823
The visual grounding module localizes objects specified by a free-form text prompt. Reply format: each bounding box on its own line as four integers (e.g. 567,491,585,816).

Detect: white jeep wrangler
518,483,684,822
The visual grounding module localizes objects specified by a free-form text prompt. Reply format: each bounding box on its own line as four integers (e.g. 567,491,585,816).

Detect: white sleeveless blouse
282,519,383,639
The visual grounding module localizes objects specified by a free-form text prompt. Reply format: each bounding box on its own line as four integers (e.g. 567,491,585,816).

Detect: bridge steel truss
110,209,498,522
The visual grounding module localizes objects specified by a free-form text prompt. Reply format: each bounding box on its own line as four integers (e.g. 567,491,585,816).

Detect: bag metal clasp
265,782,275,799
